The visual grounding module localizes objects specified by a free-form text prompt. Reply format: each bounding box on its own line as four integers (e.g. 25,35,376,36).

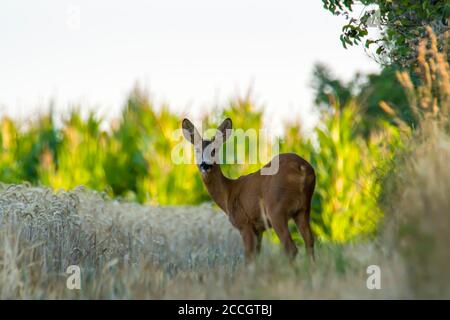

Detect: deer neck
201,164,232,213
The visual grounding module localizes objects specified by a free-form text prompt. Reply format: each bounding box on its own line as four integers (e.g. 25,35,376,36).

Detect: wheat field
0,183,403,299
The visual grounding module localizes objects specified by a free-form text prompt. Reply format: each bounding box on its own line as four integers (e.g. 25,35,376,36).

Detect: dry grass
380,121,450,299
0,184,241,299
379,28,450,299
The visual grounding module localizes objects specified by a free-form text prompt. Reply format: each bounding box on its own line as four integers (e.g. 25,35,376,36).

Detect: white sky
0,0,380,133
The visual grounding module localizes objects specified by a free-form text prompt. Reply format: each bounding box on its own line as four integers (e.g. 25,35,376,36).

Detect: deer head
182,118,232,173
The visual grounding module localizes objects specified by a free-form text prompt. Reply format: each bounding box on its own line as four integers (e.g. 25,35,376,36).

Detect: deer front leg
240,227,257,263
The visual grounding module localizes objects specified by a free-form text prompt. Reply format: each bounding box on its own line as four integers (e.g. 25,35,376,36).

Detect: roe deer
182,118,316,262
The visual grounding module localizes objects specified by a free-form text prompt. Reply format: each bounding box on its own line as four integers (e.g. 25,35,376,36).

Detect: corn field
0,29,449,298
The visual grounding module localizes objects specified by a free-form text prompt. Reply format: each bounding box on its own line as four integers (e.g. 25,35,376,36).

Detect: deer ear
182,118,202,145
214,118,233,145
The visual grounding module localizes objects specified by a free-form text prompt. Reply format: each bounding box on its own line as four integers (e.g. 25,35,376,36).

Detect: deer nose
199,162,212,173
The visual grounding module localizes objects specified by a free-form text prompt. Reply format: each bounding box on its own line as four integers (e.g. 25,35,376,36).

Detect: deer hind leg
240,227,257,263
270,213,298,259
295,205,315,262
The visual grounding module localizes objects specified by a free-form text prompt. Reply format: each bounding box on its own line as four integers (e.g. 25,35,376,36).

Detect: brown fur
182,118,316,262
